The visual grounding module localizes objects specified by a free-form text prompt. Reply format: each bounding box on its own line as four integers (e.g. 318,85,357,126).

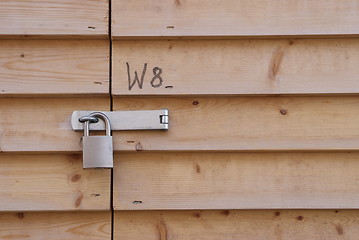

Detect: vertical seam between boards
109,0,115,239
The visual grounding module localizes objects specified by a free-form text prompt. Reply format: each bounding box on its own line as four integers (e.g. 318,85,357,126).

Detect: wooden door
0,1,111,239
111,1,359,239
2,1,359,240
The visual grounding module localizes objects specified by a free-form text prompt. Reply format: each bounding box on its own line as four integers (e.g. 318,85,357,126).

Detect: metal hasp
71,109,169,131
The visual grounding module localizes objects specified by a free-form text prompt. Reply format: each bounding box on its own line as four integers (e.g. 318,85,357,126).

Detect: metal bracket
71,109,169,131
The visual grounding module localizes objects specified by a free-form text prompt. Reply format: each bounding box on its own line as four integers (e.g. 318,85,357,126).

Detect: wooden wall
1,0,359,239
0,1,111,239
111,1,359,239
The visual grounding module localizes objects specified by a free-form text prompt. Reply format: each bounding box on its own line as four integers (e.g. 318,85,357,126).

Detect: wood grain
0,211,110,240
0,97,108,152
113,39,359,95
114,152,359,210
0,154,110,211
0,0,108,37
0,40,109,95
113,96,359,151
115,210,359,240
112,0,359,38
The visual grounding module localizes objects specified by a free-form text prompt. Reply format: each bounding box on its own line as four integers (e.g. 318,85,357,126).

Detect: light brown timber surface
0,154,110,211
113,96,359,151
0,0,108,37
115,210,359,240
0,211,110,239
113,39,359,95
0,40,109,95
112,0,359,38
114,152,359,210
0,97,108,152
3,96,359,152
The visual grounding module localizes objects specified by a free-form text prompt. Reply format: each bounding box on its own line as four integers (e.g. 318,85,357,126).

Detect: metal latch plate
71,109,169,131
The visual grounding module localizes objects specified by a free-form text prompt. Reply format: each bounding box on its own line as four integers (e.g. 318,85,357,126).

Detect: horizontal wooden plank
0,154,110,211
0,97,108,152
0,211,110,240
113,39,359,95
115,210,359,240
9,96,358,152
112,0,359,38
0,40,109,95
0,0,108,37
114,152,359,210
113,96,359,151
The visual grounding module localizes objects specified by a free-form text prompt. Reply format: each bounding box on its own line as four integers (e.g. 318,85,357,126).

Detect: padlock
81,112,113,169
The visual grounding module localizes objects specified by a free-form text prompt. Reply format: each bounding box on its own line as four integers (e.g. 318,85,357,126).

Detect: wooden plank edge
111,33,359,40
5,149,359,154
0,93,110,98
0,34,109,40
112,93,359,97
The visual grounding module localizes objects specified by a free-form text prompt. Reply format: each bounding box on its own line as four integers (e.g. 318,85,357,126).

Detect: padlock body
83,136,113,169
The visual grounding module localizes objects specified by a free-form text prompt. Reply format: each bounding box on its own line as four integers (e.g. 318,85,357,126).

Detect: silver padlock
81,112,113,169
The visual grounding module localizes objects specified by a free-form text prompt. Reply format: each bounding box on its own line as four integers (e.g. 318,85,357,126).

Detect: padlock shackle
83,112,111,136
